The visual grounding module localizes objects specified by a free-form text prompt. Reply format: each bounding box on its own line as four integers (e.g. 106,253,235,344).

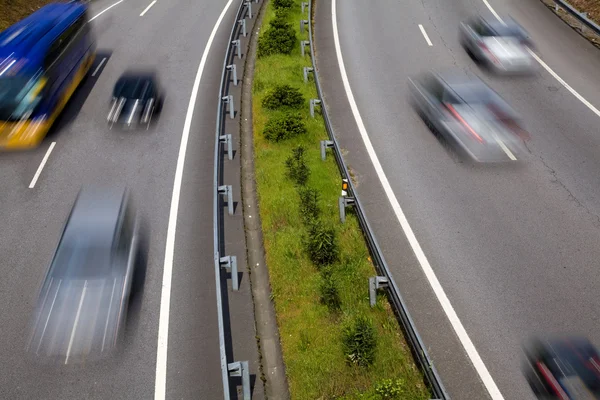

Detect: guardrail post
232,39,242,59
245,1,253,19
320,139,334,160
228,361,251,399
218,185,234,215
238,18,247,37
227,64,238,86
222,95,234,119
300,40,310,57
310,99,321,117
300,19,309,33
338,196,355,223
303,67,314,83
301,1,308,13
369,276,389,307
220,255,239,291
220,134,233,160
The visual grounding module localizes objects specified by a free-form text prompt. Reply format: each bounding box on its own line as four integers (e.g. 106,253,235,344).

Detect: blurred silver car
408,70,529,162
459,16,536,74
27,186,138,364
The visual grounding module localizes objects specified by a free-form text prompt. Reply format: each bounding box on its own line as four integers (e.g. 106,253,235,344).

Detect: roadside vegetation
0,0,53,31
539,0,600,48
251,0,431,398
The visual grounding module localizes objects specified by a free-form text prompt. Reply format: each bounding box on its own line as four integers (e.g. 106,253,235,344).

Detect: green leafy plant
342,315,377,367
263,112,307,142
305,220,339,266
298,186,320,225
374,378,406,399
262,84,305,110
285,146,310,186
257,16,297,57
319,269,342,311
273,0,294,9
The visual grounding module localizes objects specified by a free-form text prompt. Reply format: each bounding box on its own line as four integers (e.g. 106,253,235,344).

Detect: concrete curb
240,1,291,399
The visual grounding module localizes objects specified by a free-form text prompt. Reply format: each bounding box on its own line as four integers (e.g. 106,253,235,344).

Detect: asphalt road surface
315,0,600,398
0,0,261,398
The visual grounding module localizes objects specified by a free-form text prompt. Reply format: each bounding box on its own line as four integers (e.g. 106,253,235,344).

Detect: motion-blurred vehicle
27,186,138,364
523,337,600,399
459,16,536,74
0,1,95,149
107,72,164,129
408,70,529,162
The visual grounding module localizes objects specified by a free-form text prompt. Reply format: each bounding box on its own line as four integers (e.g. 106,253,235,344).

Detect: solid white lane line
483,0,600,120
494,137,517,161
331,1,505,399
418,24,433,46
88,0,125,22
528,48,600,118
153,0,234,398
140,0,157,17
91,57,106,77
482,0,503,22
29,141,56,189
65,281,88,365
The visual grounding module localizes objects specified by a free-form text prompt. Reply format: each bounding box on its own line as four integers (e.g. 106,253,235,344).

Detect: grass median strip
251,0,431,398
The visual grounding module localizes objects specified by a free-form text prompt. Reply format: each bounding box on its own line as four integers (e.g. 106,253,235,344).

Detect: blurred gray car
459,16,536,74
27,186,138,364
408,70,529,162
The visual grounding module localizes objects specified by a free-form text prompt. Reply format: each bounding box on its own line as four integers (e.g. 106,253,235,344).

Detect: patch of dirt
0,0,55,31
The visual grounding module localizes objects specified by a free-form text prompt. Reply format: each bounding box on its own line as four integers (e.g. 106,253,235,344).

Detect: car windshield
50,234,114,280
0,74,44,121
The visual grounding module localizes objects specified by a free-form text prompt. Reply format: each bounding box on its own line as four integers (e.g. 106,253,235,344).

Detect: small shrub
263,112,307,142
319,269,341,311
257,19,297,57
262,84,305,110
305,220,339,266
298,187,320,225
285,146,310,186
342,315,377,367
375,379,406,399
273,0,294,9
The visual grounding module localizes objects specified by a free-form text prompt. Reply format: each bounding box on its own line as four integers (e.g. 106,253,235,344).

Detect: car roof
0,2,87,75
113,73,157,99
63,186,127,244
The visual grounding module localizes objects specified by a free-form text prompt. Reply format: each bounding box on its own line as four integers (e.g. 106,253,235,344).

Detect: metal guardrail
213,0,260,398
551,0,600,35
304,1,450,398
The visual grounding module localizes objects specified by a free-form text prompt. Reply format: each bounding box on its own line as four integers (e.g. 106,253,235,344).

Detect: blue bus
0,1,96,149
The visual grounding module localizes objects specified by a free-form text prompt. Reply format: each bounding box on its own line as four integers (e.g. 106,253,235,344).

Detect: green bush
342,315,377,367
263,112,307,142
285,146,310,186
262,84,305,110
273,0,294,9
374,379,406,399
305,220,339,266
257,17,297,57
319,269,341,311
298,187,320,225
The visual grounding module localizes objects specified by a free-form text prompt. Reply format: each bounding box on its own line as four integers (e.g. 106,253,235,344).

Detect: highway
0,0,262,399
315,0,600,398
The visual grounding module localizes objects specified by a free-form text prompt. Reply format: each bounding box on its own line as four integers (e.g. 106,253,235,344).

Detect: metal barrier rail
304,1,450,398
213,0,260,398
551,0,600,35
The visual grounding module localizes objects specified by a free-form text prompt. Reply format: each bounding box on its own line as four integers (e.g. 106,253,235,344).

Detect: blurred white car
460,16,536,74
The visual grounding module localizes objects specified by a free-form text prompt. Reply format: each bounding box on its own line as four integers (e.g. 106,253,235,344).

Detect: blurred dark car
107,71,164,129
408,70,529,162
524,337,600,399
459,16,536,74
27,186,139,364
